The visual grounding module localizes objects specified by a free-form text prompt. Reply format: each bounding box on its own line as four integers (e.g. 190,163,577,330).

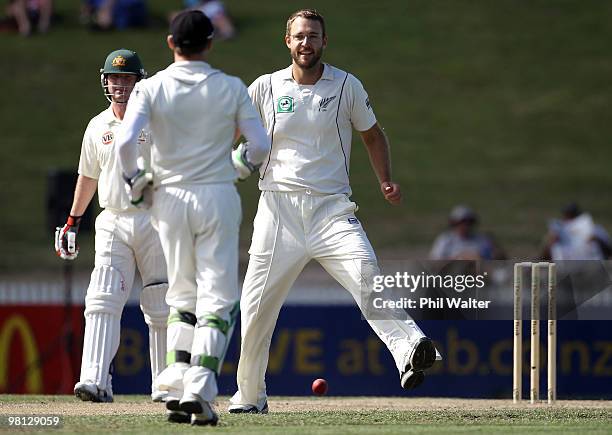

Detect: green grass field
2,395,612,434
2,0,612,271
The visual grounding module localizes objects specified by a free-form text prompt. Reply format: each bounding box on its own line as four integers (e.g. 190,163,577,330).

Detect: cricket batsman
229,9,441,413
54,49,169,403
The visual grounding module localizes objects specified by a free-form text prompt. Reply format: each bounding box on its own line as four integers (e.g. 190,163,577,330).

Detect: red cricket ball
312,378,328,396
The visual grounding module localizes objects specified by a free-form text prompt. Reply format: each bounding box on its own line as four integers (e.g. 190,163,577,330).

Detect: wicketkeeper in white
229,9,440,414
116,10,269,426
54,49,169,403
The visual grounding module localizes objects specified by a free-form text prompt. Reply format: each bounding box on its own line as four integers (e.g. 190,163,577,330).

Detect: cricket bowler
229,9,440,413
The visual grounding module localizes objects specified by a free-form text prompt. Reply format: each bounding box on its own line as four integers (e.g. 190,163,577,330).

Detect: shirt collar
170,60,213,71
101,106,121,125
320,63,334,80
281,63,334,82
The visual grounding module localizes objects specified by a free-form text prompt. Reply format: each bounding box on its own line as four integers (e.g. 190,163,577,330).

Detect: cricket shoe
400,337,437,390
166,409,190,424
179,392,218,426
151,389,168,403
400,369,425,390
156,362,188,418
165,390,190,423
228,401,269,414
74,381,114,403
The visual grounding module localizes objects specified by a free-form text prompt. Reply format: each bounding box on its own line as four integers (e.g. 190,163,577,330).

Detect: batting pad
80,312,120,390
84,265,128,317
140,283,169,389
140,283,169,328
80,265,127,389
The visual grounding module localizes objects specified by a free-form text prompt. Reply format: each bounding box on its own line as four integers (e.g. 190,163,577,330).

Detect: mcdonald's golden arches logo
0,315,43,393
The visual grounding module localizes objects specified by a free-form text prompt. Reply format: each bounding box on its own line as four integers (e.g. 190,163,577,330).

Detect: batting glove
123,169,153,208
232,143,261,181
55,215,81,260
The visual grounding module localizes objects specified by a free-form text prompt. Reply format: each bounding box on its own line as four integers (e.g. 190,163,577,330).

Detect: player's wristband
67,215,82,228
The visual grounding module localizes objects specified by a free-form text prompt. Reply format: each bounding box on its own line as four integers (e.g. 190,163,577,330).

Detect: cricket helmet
100,49,147,103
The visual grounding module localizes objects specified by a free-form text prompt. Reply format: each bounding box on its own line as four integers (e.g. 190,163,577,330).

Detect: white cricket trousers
80,209,167,391
232,191,428,407
92,209,167,287
152,183,241,401
152,183,241,317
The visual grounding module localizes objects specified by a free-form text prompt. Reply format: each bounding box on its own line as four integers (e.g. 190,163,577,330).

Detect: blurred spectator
1,0,52,35
430,205,506,260
172,0,235,40
81,0,147,31
541,202,612,260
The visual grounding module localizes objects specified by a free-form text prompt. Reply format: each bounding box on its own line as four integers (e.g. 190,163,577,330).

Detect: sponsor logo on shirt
365,97,371,110
348,217,359,224
277,96,294,113
318,96,337,111
102,131,114,145
137,130,147,144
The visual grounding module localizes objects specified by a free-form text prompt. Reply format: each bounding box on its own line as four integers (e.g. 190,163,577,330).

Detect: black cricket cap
170,10,214,48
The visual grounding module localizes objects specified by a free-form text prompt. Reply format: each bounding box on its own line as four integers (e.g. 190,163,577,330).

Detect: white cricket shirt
249,63,377,195
127,61,259,185
79,107,152,212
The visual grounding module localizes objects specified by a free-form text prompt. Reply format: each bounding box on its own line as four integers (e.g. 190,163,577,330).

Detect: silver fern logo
318,96,337,111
